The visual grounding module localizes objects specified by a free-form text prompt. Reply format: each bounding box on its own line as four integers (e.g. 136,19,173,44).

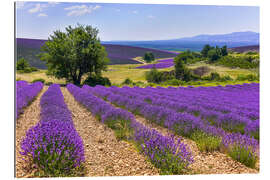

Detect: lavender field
15,2,260,178
16,82,260,177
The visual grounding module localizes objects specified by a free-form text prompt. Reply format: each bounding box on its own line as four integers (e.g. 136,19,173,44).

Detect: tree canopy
201,44,228,63
39,24,109,85
16,58,30,70
174,52,193,81
144,52,155,63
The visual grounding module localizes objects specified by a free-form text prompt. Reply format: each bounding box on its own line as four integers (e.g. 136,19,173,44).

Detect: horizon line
16,30,260,42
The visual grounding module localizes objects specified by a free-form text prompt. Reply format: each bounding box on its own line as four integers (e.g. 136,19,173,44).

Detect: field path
61,87,159,177
15,86,48,178
134,115,259,174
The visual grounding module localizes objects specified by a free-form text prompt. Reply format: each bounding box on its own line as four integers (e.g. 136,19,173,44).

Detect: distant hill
228,45,259,53
16,38,178,69
177,31,259,43
103,31,259,51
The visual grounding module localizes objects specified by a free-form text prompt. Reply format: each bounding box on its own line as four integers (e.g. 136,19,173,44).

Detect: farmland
16,38,178,68
16,81,259,177
16,61,258,86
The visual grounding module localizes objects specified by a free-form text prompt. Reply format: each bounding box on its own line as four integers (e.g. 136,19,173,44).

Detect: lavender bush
222,133,258,168
20,84,85,177
16,81,43,119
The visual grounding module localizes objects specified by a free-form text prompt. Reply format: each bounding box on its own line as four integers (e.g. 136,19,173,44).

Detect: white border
1,0,269,180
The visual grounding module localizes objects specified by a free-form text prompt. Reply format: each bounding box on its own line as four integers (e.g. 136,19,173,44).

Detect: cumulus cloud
28,3,43,13
64,5,101,16
38,13,48,17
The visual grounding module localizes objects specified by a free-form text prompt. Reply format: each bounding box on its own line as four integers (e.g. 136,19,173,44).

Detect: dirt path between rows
134,115,259,174
15,86,48,178
61,88,159,177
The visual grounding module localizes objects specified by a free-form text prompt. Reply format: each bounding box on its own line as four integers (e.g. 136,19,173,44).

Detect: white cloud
48,2,59,6
93,5,101,10
38,13,48,17
16,1,25,9
148,15,155,19
64,5,101,17
28,3,43,13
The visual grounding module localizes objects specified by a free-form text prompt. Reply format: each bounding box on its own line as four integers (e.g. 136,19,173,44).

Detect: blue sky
16,1,259,41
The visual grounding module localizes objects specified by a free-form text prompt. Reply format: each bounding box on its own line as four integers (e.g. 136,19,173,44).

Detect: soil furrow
61,87,159,176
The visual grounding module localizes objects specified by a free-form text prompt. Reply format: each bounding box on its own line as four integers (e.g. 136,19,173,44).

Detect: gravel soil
61,88,159,177
134,115,259,174
15,87,48,178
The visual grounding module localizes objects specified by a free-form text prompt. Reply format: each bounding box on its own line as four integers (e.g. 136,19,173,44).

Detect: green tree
16,58,30,70
174,53,193,81
221,45,228,56
201,44,211,57
39,24,109,85
144,52,155,63
145,68,162,83
207,49,220,62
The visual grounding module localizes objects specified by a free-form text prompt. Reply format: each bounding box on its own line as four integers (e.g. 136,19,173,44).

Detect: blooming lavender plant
16,81,43,119
222,133,258,168
132,121,193,174
20,84,85,177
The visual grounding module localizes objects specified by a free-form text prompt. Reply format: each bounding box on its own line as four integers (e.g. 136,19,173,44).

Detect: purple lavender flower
20,84,85,176
16,81,43,119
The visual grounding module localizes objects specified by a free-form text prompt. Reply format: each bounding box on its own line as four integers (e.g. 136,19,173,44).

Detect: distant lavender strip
20,84,85,173
136,61,174,69
16,81,43,119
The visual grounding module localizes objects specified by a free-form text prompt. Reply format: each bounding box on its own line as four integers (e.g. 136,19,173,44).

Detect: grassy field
187,62,258,78
16,70,66,84
16,62,258,85
103,64,173,84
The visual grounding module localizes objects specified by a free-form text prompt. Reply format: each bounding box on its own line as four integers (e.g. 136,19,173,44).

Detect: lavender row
85,85,259,168
16,81,43,119
67,83,193,174
124,84,259,121
20,84,85,176
85,85,226,138
16,80,28,89
143,84,259,119
97,85,258,139
119,84,259,126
